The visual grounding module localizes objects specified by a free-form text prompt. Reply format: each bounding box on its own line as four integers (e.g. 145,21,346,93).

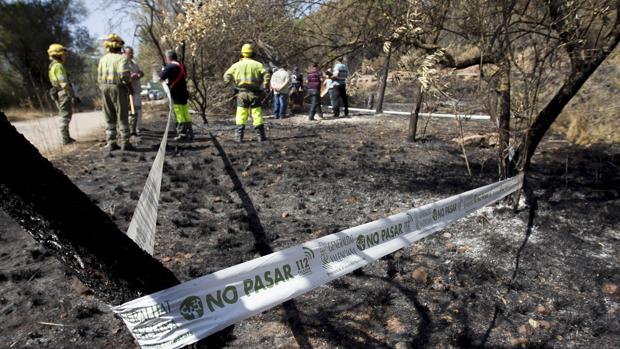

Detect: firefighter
97,33,133,151
223,44,271,142
160,50,193,141
47,43,75,145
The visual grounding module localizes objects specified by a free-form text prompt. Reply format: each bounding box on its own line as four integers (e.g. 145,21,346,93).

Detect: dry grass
2,107,51,122
553,47,620,145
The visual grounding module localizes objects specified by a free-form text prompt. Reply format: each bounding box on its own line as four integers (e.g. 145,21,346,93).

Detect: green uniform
48,59,74,143
98,52,131,146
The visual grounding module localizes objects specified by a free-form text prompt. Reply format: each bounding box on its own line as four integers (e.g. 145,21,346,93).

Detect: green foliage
0,0,95,109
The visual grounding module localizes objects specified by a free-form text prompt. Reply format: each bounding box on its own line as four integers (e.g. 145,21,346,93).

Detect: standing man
332,60,349,118
124,46,144,136
306,63,323,121
223,44,271,142
270,64,290,119
160,50,193,141
47,43,75,145
97,33,133,151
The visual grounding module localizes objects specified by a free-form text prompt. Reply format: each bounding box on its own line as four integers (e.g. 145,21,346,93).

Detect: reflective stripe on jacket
97,53,130,85
223,58,270,90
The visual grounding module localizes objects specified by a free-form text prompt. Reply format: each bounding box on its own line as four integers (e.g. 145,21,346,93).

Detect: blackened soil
1,112,619,349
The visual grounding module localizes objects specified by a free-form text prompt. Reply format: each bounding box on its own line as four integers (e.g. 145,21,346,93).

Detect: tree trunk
407,80,423,142
0,111,179,305
496,56,511,179
375,47,392,114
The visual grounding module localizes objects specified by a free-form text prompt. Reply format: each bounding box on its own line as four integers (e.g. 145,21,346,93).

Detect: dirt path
11,111,106,156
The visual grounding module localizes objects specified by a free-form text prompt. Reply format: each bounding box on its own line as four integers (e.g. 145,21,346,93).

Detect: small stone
71,277,92,295
241,171,250,177
445,242,457,251
602,282,618,295
442,232,452,238
282,212,289,218
394,342,407,349
538,320,552,330
528,318,539,329
510,338,529,346
517,324,529,335
412,267,428,282
536,305,549,315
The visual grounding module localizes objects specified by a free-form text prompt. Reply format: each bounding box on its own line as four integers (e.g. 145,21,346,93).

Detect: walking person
160,50,193,141
97,34,133,151
332,60,349,117
47,43,75,145
124,46,144,136
223,44,271,142
306,63,323,121
271,65,290,119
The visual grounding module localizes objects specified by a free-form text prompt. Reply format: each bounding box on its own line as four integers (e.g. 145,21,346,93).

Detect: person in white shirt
270,65,290,119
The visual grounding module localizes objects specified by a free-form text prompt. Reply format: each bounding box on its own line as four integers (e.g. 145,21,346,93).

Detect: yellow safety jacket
223,58,270,91
48,59,70,91
97,53,130,85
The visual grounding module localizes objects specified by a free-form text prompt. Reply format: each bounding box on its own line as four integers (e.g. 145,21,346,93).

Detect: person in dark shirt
160,50,193,140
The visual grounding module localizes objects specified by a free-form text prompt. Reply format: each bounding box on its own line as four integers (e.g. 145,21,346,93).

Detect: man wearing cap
223,44,271,142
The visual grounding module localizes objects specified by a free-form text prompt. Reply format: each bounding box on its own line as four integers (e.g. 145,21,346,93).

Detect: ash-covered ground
1,111,618,349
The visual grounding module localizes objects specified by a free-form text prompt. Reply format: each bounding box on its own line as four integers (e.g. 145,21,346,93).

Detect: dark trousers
308,89,322,118
332,84,348,117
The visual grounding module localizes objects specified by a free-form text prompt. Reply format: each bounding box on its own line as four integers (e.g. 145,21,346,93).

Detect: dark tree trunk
407,80,423,142
0,111,179,305
375,47,392,114
496,56,511,179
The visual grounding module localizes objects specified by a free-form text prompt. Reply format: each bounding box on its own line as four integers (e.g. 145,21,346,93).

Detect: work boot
121,143,136,151
234,125,245,143
174,123,188,141
105,143,120,152
187,123,194,141
255,125,267,142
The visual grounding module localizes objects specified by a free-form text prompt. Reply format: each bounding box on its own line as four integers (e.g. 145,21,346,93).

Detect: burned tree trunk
496,56,511,179
0,111,179,305
407,80,423,142
375,47,392,114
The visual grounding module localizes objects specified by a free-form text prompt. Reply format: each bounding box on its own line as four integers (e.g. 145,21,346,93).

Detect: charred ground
0,112,619,348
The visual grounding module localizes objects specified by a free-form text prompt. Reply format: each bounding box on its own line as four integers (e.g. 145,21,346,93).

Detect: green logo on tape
180,296,204,320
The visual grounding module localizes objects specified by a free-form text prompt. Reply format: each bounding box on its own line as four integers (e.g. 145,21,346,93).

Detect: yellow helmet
104,33,125,50
47,43,67,58
241,43,253,57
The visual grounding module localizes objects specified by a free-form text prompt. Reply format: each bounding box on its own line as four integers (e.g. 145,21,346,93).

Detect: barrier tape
113,173,524,349
126,84,173,254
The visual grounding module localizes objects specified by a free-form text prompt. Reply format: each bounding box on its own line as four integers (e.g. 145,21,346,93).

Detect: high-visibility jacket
97,53,130,85
48,59,70,91
223,58,270,91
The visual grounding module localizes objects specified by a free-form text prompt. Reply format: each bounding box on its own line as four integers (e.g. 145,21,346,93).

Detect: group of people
47,38,350,148
47,33,191,151
270,61,350,121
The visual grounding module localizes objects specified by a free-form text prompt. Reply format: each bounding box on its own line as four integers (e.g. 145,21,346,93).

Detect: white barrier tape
328,106,491,120
126,84,174,254
113,173,523,349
